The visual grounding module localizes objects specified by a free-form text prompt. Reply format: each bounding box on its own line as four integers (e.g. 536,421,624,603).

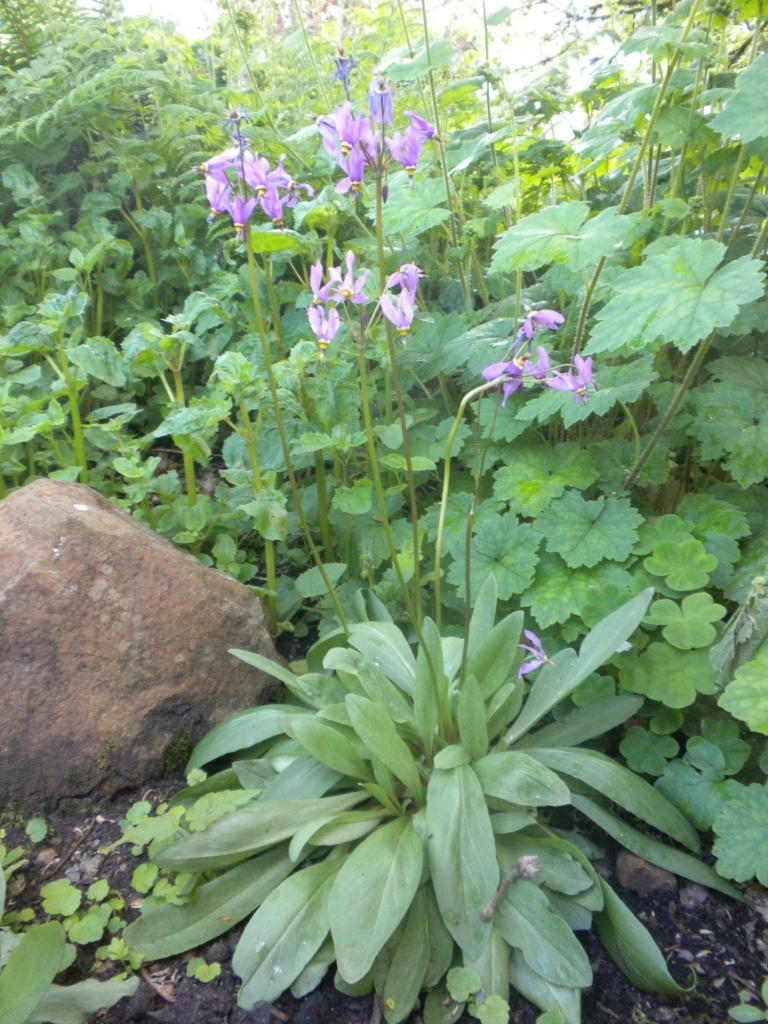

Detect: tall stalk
239,401,278,635
244,224,350,635
171,364,197,508
290,0,332,111
314,450,335,562
375,176,423,626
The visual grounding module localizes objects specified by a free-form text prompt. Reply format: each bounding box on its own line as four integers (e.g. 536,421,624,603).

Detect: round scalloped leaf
656,757,741,831
644,539,718,591
620,726,679,776
701,718,751,775
677,494,751,541
650,708,684,735
580,582,632,629
633,515,695,556
713,783,768,884
626,643,716,708
718,642,768,735
644,592,726,649
447,514,540,601
535,493,643,569
572,673,616,707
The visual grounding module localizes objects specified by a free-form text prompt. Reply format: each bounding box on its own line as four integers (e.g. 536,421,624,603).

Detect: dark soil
3,780,767,1024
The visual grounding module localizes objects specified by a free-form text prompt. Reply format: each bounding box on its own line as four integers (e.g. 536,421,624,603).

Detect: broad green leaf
24,978,139,1024
383,888,430,1024
0,922,65,1024
655,754,740,830
467,573,498,661
493,444,598,518
295,563,347,599
241,489,287,541
701,718,751,775
155,793,364,871
644,593,726,649
498,836,592,896
508,948,581,1024
123,846,293,959
447,514,540,601
503,648,579,746
535,493,643,568
446,967,481,1001
531,747,700,853
330,817,424,983
346,695,423,801
521,553,631,628
619,727,679,776
473,752,570,806
413,616,447,757
465,611,524,700
712,783,768,884
187,704,309,771
233,857,342,1007
40,879,82,917
711,55,768,142
68,338,126,386
327,649,414,725
185,790,260,832
333,479,373,515
248,227,304,253
259,754,341,801
423,983,465,1024
595,880,693,994
290,936,335,998
515,695,643,750
585,240,765,355
423,882,455,989
348,623,417,695
457,675,489,760
644,538,718,591
426,766,499,961
377,173,449,236
463,926,509,1003
434,744,472,768
25,818,47,844
292,717,371,780
571,792,739,898
719,640,768,734
625,642,715,709
495,879,592,988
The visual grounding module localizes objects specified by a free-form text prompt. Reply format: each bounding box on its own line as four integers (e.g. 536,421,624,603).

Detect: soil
4,637,767,1024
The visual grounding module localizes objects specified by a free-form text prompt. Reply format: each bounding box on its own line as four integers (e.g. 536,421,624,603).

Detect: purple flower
308,305,341,356
199,147,239,182
546,354,596,404
481,360,523,406
380,289,415,342
205,176,231,222
524,346,550,380
368,75,394,127
332,50,355,99
405,111,440,141
386,125,423,179
387,263,422,302
316,114,340,157
242,152,271,196
261,187,288,228
335,146,366,196
521,308,564,340
310,260,334,304
331,251,369,305
333,101,371,156
518,630,549,677
225,194,257,236
268,155,314,207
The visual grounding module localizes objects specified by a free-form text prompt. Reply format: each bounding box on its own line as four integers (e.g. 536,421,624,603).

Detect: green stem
375,176,423,626
239,400,277,635
290,0,332,110
619,401,641,466
265,260,284,357
724,164,765,258
751,217,768,258
434,380,499,630
716,144,747,244
244,225,349,635
132,186,159,308
172,367,197,507
571,0,702,359
57,349,88,485
624,332,714,491
315,450,335,562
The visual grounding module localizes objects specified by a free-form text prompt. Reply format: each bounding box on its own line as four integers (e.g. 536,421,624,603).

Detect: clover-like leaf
585,239,765,355
572,673,616,707
719,640,768,735
493,443,597,518
633,515,695,556
446,966,481,1002
656,739,741,831
622,642,715,708
677,494,751,542
643,592,726,649
713,782,768,884
534,493,643,569
447,514,540,601
620,726,679,776
521,553,631,628
580,582,632,629
650,708,684,735
711,54,768,143
644,539,718,591
701,718,751,775
40,878,82,917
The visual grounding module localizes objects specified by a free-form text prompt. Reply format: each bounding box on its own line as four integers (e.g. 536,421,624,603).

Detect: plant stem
60,351,88,485
239,400,277,635
619,400,641,466
375,176,423,626
624,332,714,491
724,164,765,258
132,186,159,308
171,367,197,507
716,144,747,244
752,217,768,258
244,225,349,635
290,0,332,111
314,450,335,562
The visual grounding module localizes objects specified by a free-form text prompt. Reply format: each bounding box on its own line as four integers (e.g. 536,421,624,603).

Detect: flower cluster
316,79,439,199
200,137,313,237
306,251,369,356
481,310,597,407
380,263,421,342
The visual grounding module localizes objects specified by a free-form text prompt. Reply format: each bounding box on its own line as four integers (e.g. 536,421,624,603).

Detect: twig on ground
39,822,94,881
480,855,540,921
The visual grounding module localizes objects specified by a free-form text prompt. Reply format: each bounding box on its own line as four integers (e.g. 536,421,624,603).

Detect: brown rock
616,851,677,897
0,480,280,803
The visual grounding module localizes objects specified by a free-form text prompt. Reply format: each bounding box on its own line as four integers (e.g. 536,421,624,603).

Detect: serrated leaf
241,489,287,541
41,879,82,917
713,783,768,884
535,493,642,569
711,54,768,142
719,638,768,734
493,444,598,517
585,240,765,355
521,553,631,628
447,514,540,601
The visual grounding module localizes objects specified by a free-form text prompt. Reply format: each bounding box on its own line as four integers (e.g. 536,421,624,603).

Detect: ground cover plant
2,0,768,1017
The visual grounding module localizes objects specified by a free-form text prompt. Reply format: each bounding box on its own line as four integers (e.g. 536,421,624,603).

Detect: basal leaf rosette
122,580,738,1022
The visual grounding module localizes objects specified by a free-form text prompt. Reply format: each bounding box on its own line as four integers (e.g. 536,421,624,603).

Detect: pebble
616,851,677,897
64,867,81,883
35,848,58,869
79,854,104,884
676,949,694,962
679,883,709,910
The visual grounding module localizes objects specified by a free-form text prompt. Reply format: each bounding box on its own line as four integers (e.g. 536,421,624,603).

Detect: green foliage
713,783,768,884
719,636,768,734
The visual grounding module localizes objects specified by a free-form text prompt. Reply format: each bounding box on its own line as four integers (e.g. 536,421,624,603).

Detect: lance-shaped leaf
348,623,416,695
330,816,423,983
383,888,430,1024
595,880,693,994
426,766,499,961
531,748,700,853
0,922,66,1024
711,54,768,142
123,845,294,959
508,948,581,1024
291,717,371,780
233,857,343,1007
24,978,139,1024
585,239,765,356
474,752,570,806
457,675,489,761
187,704,310,771
346,695,423,801
514,695,643,750
465,611,524,701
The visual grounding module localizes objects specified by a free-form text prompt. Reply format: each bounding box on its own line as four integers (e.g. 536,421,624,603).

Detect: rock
679,883,709,910
616,851,677,896
35,848,58,869
79,854,105,884
0,480,280,803
64,867,81,883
